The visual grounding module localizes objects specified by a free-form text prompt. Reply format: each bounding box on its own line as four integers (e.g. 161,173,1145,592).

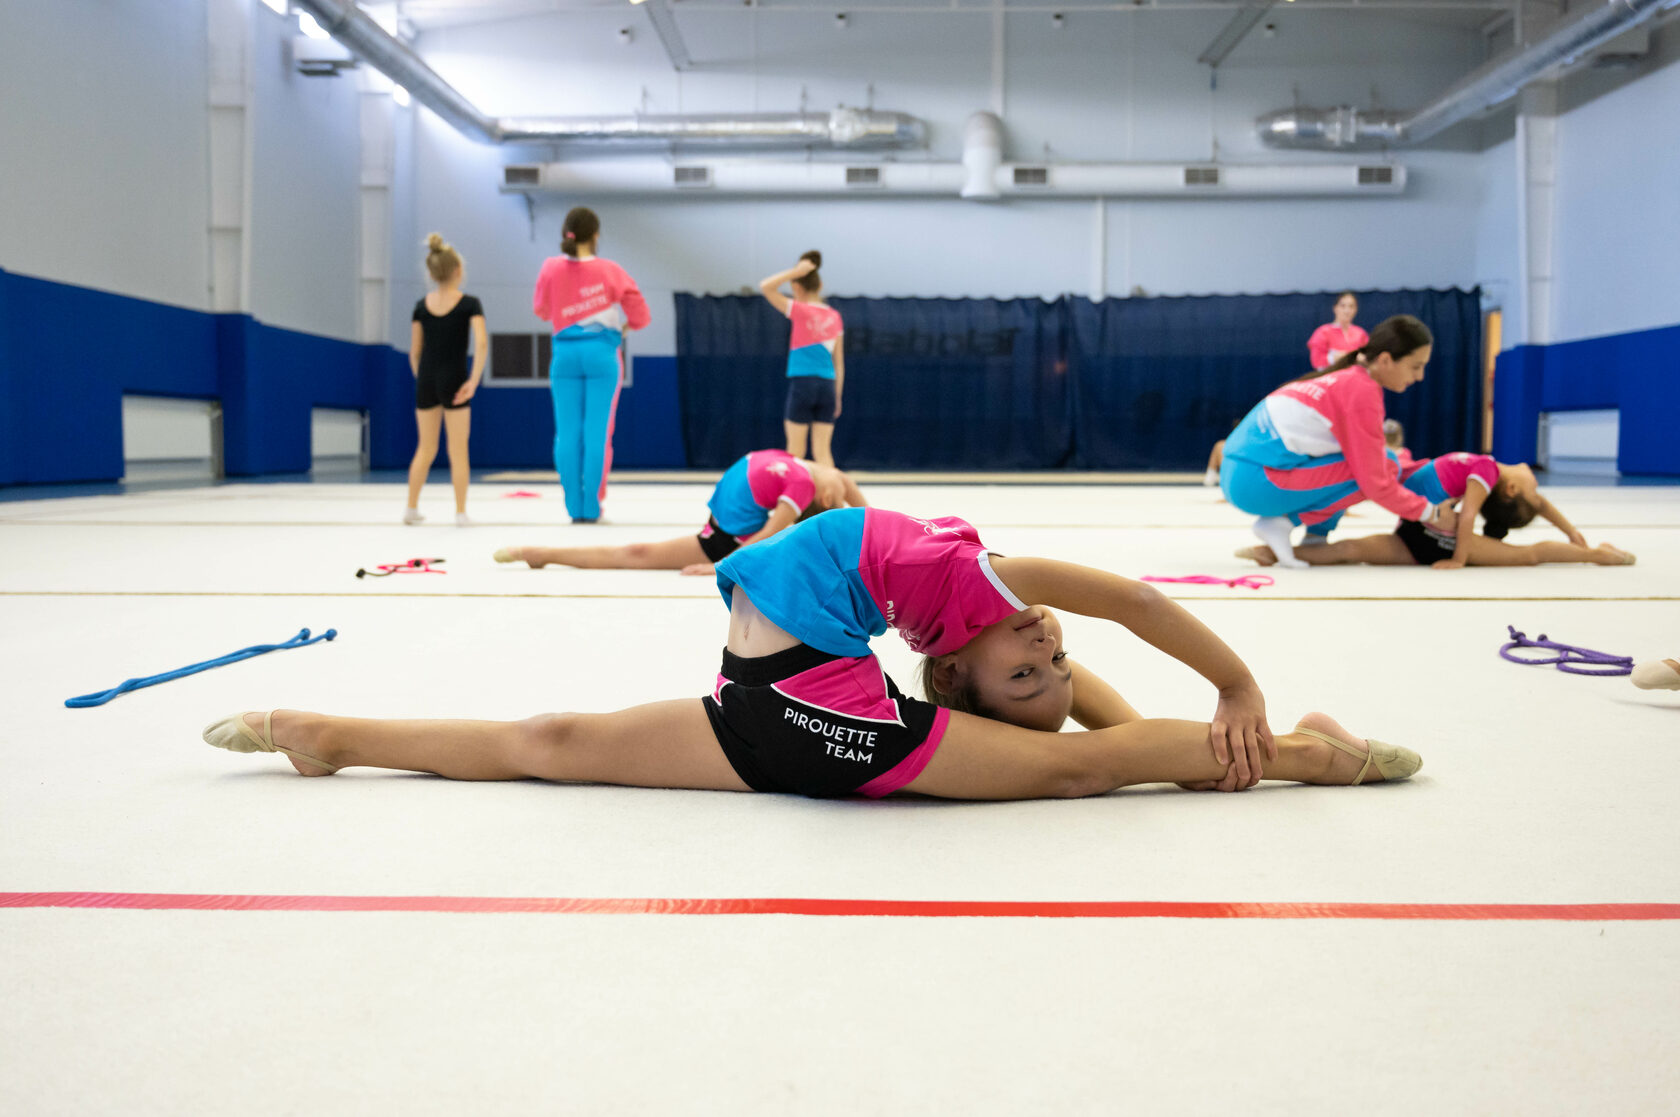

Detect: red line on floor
2,893,1678,920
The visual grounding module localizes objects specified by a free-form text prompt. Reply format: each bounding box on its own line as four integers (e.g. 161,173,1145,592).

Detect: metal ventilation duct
1257,0,1680,148
290,0,924,150
497,110,925,150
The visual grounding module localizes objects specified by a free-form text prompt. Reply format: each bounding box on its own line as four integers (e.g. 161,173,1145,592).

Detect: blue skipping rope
65,627,337,708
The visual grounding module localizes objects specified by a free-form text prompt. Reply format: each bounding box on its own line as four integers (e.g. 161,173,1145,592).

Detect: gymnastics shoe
203,711,338,775
1292,717,1421,785
402,508,425,525
1202,468,1220,487
493,547,519,563
1632,659,1680,691
455,513,473,527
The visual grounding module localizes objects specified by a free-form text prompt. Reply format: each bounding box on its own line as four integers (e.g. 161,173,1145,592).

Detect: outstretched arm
989,556,1275,785
1438,484,1488,569
1537,496,1587,546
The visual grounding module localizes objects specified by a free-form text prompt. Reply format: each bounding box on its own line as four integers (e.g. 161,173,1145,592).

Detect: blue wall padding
1491,346,1545,465
1492,322,1680,476
677,288,1483,471
0,268,685,484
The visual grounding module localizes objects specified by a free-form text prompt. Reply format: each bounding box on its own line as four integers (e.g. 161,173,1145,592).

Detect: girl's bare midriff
726,585,802,659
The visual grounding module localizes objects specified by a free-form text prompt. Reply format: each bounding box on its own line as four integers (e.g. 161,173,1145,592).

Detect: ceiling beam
1197,0,1278,68
642,0,692,72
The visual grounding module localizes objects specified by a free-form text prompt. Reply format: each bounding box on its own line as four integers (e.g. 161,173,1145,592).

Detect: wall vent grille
1184,166,1221,186
1013,166,1049,186
673,166,712,187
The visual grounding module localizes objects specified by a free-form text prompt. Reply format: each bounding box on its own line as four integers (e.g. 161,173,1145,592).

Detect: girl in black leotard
406,233,487,526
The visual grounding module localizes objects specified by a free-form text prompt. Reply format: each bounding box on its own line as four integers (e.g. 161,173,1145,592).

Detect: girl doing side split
1220,315,1455,569
406,234,487,526
1307,291,1369,372
759,251,844,468
204,508,1420,799
533,206,651,523
1236,452,1635,569
493,449,868,576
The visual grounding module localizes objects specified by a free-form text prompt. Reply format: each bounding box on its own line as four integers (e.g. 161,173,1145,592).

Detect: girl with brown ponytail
1216,315,1455,567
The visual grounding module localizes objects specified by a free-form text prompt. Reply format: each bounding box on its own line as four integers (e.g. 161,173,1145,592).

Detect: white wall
1548,33,1680,344
401,7,1491,358
1474,25,1680,351
0,0,369,345
0,0,212,310
246,9,365,340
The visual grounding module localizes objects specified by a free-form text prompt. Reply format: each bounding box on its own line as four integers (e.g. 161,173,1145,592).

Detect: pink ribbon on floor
1142,574,1274,590
503,490,543,498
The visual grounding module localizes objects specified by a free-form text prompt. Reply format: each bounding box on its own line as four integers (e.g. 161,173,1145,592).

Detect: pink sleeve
1307,326,1332,371
1467,456,1499,492
1325,377,1429,520
533,260,551,322
613,263,651,330
774,467,816,512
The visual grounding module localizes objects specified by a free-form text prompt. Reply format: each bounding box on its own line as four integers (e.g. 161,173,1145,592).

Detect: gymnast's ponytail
561,206,601,258
1294,314,1433,382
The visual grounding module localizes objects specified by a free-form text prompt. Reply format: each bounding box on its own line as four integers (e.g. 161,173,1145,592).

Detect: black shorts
416,370,470,410
697,515,750,563
1395,517,1456,565
784,377,837,424
703,643,950,798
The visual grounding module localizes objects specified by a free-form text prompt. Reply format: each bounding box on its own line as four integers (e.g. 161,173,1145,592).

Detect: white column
359,76,397,344
206,0,254,314
1514,81,1557,347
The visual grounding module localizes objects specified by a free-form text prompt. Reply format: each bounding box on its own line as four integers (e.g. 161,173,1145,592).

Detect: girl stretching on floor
1235,452,1634,569
1220,315,1455,568
204,508,1420,799
493,449,867,576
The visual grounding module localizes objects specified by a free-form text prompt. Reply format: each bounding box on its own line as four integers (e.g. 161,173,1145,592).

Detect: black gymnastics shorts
416,370,470,410
784,376,837,424
1395,517,1457,565
703,643,951,798
697,515,750,563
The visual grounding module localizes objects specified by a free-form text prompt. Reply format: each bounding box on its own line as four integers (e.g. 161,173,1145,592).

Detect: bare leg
1465,537,1636,566
904,710,1398,800
235,704,749,790
809,422,836,468
443,406,472,514
784,421,808,459
501,535,708,570
406,407,443,511
1237,535,1411,567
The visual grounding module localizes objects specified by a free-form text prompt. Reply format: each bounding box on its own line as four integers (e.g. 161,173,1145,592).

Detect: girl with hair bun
759,250,845,468
1218,314,1455,568
533,206,650,523
406,233,487,526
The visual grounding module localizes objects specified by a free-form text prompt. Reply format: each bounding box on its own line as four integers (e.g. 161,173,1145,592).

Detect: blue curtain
1068,288,1483,469
675,294,1071,470
675,288,1482,471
